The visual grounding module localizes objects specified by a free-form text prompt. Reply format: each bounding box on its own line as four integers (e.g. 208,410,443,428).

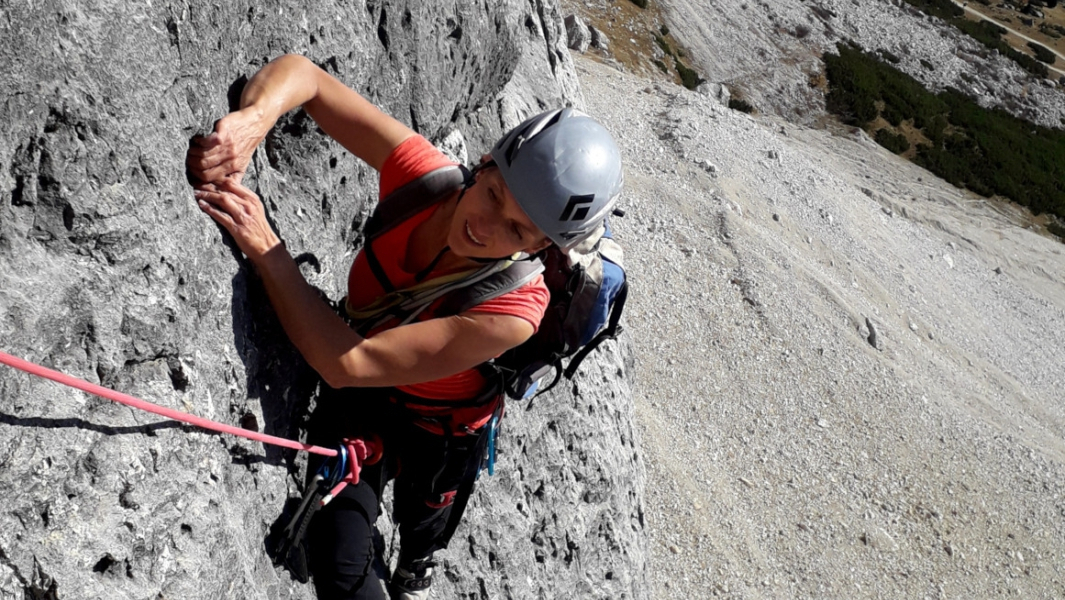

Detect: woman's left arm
194,179,533,389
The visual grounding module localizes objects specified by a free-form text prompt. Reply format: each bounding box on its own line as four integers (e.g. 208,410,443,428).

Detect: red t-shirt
345,135,549,427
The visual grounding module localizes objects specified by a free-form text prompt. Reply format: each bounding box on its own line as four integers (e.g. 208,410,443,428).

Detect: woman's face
447,164,551,259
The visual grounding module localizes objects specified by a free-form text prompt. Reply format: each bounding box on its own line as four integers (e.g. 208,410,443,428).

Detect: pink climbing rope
0,350,337,457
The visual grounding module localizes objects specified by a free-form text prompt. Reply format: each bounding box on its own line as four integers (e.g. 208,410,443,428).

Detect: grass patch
825,42,1065,220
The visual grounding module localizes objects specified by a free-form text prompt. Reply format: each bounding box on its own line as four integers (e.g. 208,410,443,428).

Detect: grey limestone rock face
0,1,645,599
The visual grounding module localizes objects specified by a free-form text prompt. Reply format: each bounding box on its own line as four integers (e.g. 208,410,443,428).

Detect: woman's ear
526,237,553,255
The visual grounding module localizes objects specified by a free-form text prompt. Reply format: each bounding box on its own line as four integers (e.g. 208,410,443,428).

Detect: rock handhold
564,15,591,53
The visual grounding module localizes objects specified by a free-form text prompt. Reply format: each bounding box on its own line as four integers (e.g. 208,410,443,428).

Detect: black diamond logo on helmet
559,194,595,221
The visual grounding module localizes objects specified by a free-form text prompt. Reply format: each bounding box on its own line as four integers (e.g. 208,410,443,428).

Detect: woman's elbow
314,358,356,390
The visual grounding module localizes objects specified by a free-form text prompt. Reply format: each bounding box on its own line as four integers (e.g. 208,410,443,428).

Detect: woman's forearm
238,54,321,135
236,53,414,171
252,245,365,388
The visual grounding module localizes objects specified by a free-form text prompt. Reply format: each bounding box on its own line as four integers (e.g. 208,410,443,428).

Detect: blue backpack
351,165,628,400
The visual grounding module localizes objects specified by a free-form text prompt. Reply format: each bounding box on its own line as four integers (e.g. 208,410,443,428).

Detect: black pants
305,387,485,599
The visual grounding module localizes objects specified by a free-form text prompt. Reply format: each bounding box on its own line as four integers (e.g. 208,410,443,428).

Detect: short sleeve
378,135,456,200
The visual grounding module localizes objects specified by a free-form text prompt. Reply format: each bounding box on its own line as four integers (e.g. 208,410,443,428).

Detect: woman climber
186,54,622,600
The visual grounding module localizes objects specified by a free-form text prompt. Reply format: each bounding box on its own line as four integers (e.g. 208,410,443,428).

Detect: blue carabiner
334,445,348,487
486,414,498,477
316,444,348,489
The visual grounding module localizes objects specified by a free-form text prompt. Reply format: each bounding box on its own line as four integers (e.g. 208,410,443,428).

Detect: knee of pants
308,482,381,592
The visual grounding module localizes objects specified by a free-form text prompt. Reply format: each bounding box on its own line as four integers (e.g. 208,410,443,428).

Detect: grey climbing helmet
489,108,623,250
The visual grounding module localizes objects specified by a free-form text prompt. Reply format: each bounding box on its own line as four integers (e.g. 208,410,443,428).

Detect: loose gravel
575,54,1065,599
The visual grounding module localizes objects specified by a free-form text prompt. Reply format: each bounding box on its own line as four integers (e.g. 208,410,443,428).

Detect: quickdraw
273,434,383,573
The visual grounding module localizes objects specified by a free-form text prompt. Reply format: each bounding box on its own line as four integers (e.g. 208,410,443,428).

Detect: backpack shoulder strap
361,165,468,292
433,258,546,317
363,165,468,241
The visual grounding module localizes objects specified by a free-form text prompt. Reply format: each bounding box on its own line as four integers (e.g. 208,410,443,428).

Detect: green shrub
875,128,911,154
660,24,669,36
899,0,963,20
729,98,754,113
882,104,904,127
823,42,1065,221
879,49,901,64
1048,221,1065,240
675,60,705,90
653,59,669,74
627,0,648,8
1007,49,1049,78
1028,41,1057,65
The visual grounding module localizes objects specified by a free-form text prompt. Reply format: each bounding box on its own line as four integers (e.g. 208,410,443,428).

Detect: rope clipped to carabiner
320,435,383,506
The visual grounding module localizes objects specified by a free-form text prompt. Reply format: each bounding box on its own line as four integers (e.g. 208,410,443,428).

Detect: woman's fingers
194,188,239,225
187,122,252,183
215,177,258,201
195,193,234,228
193,183,280,260
188,146,244,183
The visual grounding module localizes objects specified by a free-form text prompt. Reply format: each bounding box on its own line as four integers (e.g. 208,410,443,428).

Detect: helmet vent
540,110,563,131
501,121,536,165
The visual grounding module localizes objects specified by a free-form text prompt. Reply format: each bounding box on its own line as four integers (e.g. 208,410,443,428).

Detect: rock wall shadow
0,411,307,466
228,263,322,474
0,412,183,437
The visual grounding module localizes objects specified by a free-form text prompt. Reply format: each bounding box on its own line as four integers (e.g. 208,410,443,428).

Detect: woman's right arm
187,54,415,183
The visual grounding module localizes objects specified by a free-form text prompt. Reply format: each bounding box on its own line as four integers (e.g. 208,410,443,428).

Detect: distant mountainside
573,0,1065,127
561,1,1065,598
